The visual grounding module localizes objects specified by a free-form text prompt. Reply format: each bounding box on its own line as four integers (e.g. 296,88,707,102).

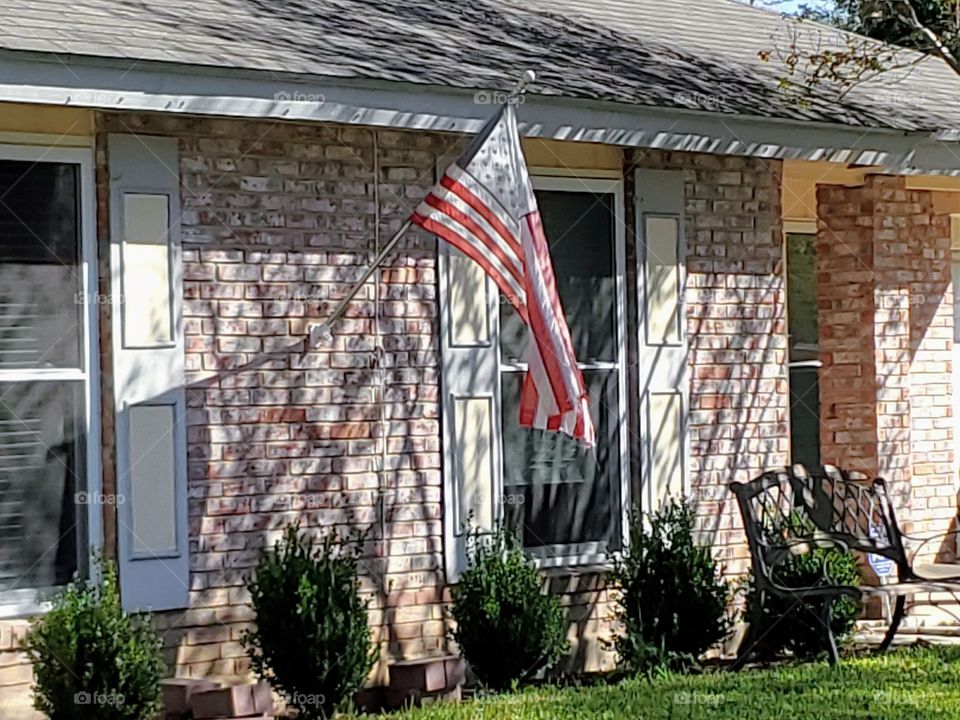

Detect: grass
370,647,960,719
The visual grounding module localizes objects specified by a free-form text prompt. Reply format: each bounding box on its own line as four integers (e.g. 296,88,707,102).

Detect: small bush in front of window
22,561,165,720
745,545,861,660
450,525,568,690
610,499,732,674
243,523,376,719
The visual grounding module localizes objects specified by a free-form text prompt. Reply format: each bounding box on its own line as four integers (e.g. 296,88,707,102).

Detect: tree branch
888,0,960,75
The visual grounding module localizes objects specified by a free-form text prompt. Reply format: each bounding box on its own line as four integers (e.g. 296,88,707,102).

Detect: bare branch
761,14,923,104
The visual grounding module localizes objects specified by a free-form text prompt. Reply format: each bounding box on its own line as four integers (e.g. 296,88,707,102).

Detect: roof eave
1,48,958,174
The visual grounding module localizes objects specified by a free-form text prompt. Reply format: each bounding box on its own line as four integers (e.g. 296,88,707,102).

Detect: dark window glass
501,371,621,551
787,233,821,468
500,188,621,554
500,190,617,363
0,159,87,595
0,161,82,369
0,381,85,590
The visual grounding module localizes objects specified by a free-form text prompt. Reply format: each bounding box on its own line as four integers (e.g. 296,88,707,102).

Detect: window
0,148,99,613
786,232,821,468
499,177,627,563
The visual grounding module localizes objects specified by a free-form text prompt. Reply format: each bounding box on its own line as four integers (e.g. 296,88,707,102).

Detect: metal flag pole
307,69,536,347
308,219,411,346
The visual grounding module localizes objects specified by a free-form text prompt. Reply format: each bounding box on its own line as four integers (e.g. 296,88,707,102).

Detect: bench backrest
730,465,911,586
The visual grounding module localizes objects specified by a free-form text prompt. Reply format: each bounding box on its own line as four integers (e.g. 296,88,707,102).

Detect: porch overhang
3,49,960,175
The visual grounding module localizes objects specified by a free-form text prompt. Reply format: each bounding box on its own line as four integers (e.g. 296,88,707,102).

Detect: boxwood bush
450,526,568,690
745,544,861,659
22,561,165,720
243,523,376,719
610,499,732,674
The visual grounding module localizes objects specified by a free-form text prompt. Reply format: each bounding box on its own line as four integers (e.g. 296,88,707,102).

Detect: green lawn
374,647,960,719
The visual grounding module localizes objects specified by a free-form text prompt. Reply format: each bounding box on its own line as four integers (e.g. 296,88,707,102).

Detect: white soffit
2,51,960,174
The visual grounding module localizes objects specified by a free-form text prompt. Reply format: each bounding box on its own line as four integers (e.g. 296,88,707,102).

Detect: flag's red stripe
519,372,538,427
422,194,525,290
412,213,528,323
440,174,524,260
528,298,572,414
522,216,575,415
573,400,586,441
528,212,581,371
524,281,575,416
528,212,590,432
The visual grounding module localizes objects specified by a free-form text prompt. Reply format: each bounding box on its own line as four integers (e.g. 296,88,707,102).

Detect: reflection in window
0,161,81,369
787,233,821,468
500,189,621,555
0,382,85,590
500,191,616,364
502,371,620,550
0,159,87,597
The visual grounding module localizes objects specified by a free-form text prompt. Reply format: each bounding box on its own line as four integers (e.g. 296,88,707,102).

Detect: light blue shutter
438,240,503,580
635,169,690,510
108,134,189,611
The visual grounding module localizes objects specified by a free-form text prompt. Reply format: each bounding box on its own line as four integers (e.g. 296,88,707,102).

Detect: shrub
243,523,375,719
450,526,568,690
746,544,861,659
22,561,165,720
610,499,731,674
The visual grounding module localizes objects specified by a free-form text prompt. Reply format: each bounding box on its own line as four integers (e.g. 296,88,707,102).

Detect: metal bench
731,465,960,666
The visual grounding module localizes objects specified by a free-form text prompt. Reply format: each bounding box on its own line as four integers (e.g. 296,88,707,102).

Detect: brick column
817,175,954,544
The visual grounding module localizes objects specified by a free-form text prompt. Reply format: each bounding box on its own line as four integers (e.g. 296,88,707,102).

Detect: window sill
539,561,613,576
529,547,619,576
0,588,56,620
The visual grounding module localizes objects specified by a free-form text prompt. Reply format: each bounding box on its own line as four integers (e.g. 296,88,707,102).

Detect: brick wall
631,150,789,579
816,183,880,478
94,113,461,684
0,118,791,715
0,621,34,719
817,175,955,558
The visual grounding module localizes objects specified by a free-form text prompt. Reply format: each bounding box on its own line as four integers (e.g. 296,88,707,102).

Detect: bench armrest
900,528,960,566
762,536,861,599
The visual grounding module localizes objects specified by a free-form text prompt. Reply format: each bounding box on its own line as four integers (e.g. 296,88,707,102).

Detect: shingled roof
0,0,958,132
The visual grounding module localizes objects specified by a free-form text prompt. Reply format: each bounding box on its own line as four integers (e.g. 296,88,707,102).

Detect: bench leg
820,597,840,666
729,591,765,671
878,595,905,653
729,623,756,671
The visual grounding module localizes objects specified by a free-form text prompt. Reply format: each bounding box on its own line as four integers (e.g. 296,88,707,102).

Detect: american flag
411,104,596,447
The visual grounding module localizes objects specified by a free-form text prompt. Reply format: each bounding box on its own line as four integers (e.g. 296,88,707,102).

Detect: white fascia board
1,49,959,174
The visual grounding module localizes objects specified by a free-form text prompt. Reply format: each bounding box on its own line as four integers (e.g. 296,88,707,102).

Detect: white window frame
0,142,103,617
496,172,630,569
950,216,960,506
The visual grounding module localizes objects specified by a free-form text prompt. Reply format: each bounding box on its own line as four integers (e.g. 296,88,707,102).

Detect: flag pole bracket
507,69,536,103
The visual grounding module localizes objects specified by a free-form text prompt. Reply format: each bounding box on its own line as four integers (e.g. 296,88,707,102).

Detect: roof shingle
0,0,957,132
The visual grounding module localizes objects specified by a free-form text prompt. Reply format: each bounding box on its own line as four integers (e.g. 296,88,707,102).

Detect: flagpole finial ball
522,69,536,84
